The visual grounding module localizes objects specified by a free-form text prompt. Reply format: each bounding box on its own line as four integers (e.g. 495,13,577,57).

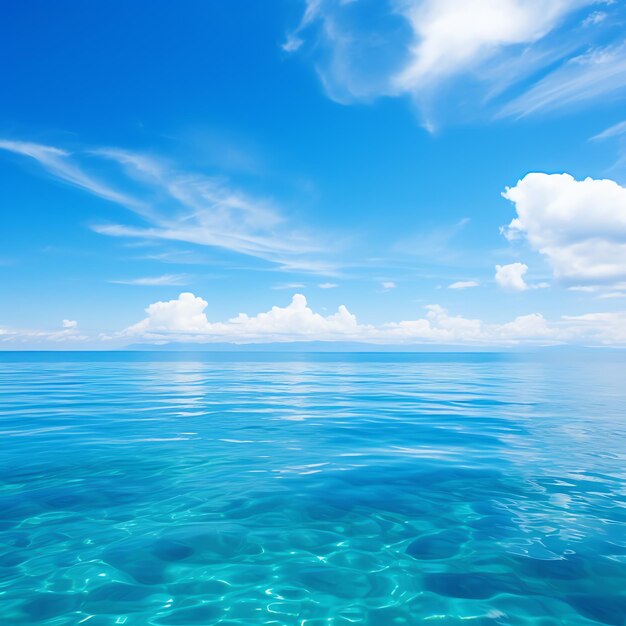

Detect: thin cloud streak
110,273,190,286
0,139,147,214
0,139,338,275
591,119,626,141
501,43,626,118
449,280,479,289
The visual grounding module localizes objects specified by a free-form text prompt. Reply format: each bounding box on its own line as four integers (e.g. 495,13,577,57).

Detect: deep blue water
1,352,625,625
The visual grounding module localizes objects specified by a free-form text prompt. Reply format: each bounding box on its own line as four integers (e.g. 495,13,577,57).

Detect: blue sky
2,0,626,348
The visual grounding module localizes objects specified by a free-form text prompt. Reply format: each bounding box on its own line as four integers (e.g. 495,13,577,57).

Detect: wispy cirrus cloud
272,282,306,290
0,140,338,275
501,42,626,118
110,273,190,286
286,0,623,124
0,139,144,211
495,263,531,291
591,119,626,142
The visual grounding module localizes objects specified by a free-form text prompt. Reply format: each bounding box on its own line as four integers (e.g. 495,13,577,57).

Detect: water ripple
0,352,625,625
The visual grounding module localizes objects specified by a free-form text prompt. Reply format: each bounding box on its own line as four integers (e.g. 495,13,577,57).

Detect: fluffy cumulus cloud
502,173,626,288
113,291,626,347
285,0,624,120
379,304,484,343
227,294,359,340
120,294,496,344
122,293,362,343
127,293,213,335
495,262,529,291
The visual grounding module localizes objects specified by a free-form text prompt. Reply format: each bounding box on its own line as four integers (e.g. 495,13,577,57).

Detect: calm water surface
0,352,625,625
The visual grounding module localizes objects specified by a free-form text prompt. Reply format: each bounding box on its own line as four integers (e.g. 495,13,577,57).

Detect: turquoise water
1,352,625,625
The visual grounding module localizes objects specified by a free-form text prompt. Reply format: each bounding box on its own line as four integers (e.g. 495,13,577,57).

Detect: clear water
1,352,625,626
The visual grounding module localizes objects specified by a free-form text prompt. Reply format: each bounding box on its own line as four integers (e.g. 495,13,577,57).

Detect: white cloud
502,42,626,117
380,281,396,291
502,173,626,284
93,149,333,273
126,292,213,335
116,291,626,347
495,263,530,291
380,304,484,343
282,33,304,53
582,11,607,27
0,140,143,211
495,312,552,339
111,273,189,286
560,311,626,344
225,294,359,341
122,292,363,343
286,0,617,120
318,282,338,289
568,285,597,292
120,293,488,344
598,291,626,299
591,119,626,141
4,294,626,347
0,140,336,275
449,280,479,289
394,0,573,90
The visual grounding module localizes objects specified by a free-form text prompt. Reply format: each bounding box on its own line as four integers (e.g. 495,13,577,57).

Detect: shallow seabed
1,352,625,625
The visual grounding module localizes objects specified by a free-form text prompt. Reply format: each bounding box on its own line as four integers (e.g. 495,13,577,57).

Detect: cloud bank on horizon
2,291,625,348
114,291,624,346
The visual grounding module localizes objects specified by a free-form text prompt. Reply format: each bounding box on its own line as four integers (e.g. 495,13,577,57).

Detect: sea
0,351,625,625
